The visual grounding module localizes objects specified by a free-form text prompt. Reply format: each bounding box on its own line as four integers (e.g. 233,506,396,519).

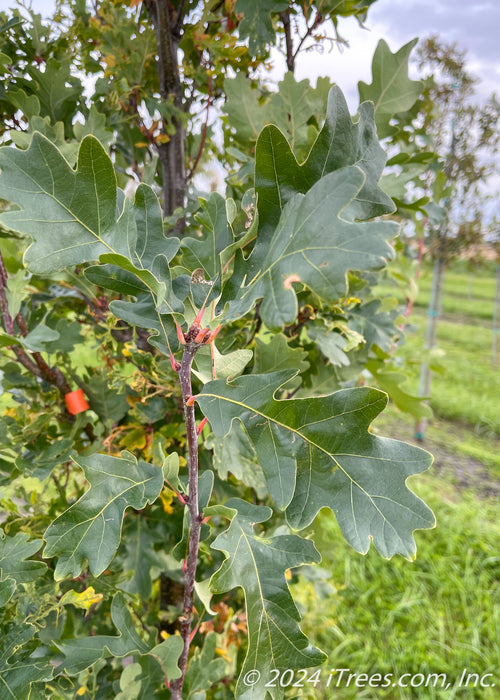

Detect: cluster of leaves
0,2,437,698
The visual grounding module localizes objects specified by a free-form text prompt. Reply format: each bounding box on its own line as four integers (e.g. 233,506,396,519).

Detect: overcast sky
290,0,500,108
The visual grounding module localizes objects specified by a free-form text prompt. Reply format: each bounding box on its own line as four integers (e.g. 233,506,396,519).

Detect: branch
15,312,72,394
0,251,95,443
173,0,188,37
279,9,295,73
170,343,202,700
292,10,324,64
186,75,212,182
0,249,14,334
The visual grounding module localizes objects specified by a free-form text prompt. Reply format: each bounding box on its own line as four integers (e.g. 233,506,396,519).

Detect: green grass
380,266,499,322
398,312,500,432
295,480,499,699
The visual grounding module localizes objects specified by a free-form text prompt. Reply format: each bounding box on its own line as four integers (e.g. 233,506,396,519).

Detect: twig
0,249,14,333
0,250,95,441
186,75,213,182
292,10,324,64
170,343,203,700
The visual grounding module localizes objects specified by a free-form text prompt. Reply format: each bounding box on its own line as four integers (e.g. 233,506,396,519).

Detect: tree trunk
146,0,186,233
415,253,445,440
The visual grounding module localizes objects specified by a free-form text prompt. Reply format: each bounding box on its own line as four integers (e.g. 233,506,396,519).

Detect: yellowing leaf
60,586,104,613
159,489,174,514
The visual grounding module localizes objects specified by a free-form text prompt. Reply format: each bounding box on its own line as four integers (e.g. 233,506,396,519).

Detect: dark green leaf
43,452,164,579
209,499,326,698
55,593,150,674
0,531,46,584
0,134,136,272
197,372,435,558
234,0,288,55
225,167,398,328
206,421,267,499
83,372,130,424
0,623,52,699
255,85,395,238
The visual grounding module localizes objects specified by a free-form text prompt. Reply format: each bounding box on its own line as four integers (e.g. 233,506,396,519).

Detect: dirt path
379,416,500,499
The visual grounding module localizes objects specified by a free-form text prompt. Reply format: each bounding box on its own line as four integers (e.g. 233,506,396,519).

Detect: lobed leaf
0,531,46,584
56,593,182,680
358,39,422,137
43,452,164,579
197,371,435,558
209,500,326,699
0,133,133,272
225,166,398,328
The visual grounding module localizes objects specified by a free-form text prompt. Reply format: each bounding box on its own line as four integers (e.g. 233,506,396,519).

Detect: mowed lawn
293,263,500,699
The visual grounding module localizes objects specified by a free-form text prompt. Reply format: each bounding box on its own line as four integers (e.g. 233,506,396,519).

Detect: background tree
407,36,500,439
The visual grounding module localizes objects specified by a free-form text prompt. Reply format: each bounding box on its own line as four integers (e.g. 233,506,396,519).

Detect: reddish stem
170,343,203,699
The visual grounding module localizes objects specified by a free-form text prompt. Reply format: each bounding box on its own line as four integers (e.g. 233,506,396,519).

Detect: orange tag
65,389,90,415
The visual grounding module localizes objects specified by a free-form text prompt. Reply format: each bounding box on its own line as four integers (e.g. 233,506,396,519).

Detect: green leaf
267,72,327,154
234,0,288,55
43,452,164,579
44,319,84,353
115,637,184,698
173,470,213,560
255,85,395,237
206,421,267,499
0,623,52,699
15,438,73,480
109,293,178,355
25,57,82,126
83,372,130,424
209,500,326,699
192,345,253,384
118,515,165,599
73,104,114,148
223,74,271,143
55,593,150,674
366,359,432,420
197,371,435,558
5,269,29,320
307,325,351,367
0,133,135,273
3,87,40,120
22,325,60,352
348,299,401,352
183,632,228,699
0,578,16,606
358,39,422,137
9,115,78,165
0,531,46,584
253,331,309,375
181,192,232,279
133,183,179,268
225,167,398,328
98,252,177,313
